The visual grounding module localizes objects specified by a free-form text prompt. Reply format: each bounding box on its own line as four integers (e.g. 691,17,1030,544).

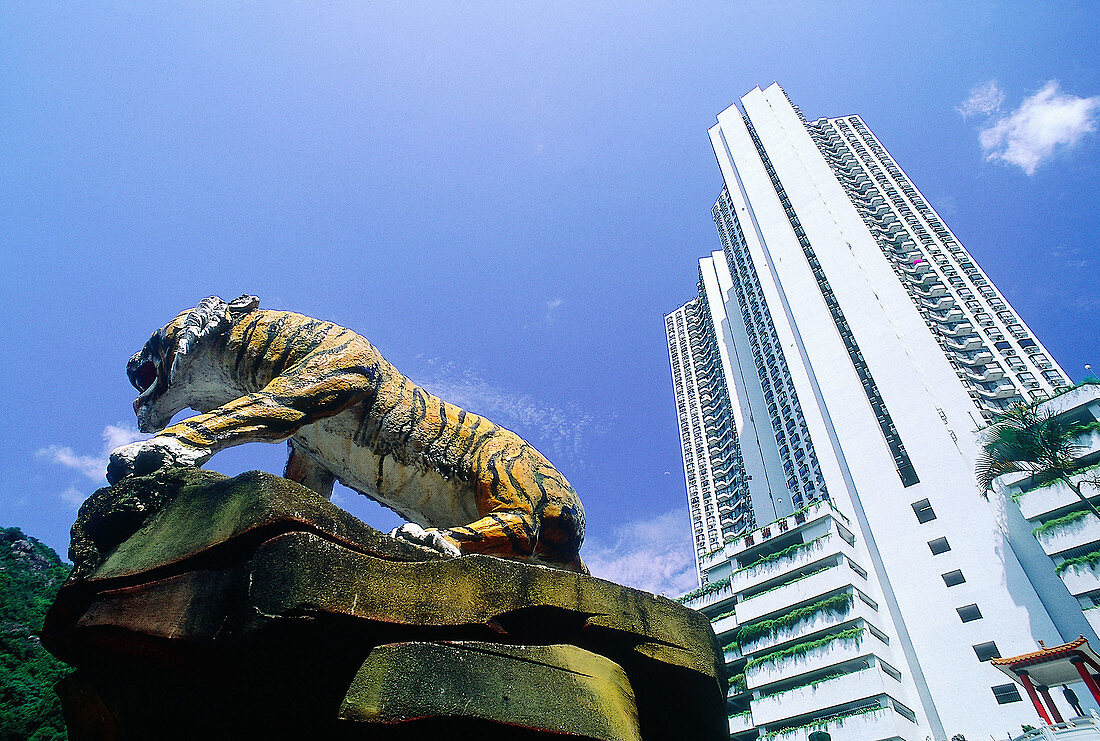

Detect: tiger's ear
169,296,230,383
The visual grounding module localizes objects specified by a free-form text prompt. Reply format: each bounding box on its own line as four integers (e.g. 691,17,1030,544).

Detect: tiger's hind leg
284,439,336,500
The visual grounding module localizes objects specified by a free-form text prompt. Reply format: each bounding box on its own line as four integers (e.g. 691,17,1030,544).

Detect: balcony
1087,609,1100,638
939,321,975,337
900,260,931,276
929,307,966,324
1034,513,1100,558
680,579,735,612
955,350,995,366
1037,384,1100,417
1007,715,1100,741
742,594,882,656
1016,473,1100,521
763,704,915,741
730,533,848,594
728,711,754,735
911,281,947,298
907,270,940,288
747,626,886,690
712,612,738,641
751,666,902,727
961,364,1005,383
974,381,1019,400
737,564,863,626
701,501,845,571
942,335,984,351
920,296,956,312
1059,560,1100,598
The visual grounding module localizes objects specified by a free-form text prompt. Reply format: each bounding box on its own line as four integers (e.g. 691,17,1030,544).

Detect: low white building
994,385,1100,637
682,501,923,740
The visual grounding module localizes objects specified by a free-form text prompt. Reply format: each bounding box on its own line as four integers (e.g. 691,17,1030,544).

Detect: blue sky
2,2,1098,596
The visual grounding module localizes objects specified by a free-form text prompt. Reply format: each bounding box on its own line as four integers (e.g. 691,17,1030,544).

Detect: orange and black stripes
131,304,585,571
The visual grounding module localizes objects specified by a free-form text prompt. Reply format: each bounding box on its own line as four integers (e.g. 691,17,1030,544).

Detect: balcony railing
1006,715,1100,741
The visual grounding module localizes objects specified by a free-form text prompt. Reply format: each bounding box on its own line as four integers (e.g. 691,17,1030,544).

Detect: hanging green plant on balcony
741,564,835,601
760,703,885,740
736,534,829,574
757,667,864,699
676,577,731,604
738,592,853,646
1055,549,1100,575
1033,509,1091,538
729,673,747,694
711,608,736,623
745,627,864,672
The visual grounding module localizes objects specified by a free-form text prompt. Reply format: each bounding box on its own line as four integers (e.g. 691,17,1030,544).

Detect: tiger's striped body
107,297,586,571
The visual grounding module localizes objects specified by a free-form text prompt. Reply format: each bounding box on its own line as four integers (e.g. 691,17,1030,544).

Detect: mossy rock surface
45,469,727,740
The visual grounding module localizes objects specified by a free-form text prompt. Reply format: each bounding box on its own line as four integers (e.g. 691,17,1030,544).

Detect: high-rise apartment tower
667,84,1087,741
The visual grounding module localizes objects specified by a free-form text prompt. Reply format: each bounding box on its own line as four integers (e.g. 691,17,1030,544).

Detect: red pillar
1072,658,1100,706
1038,685,1064,723
1019,672,1053,725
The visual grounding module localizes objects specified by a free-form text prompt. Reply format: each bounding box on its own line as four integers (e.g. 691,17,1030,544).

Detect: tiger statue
106,295,587,572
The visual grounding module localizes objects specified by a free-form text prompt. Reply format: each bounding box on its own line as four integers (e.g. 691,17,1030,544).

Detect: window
992,684,1023,704
974,642,1001,662
957,604,983,622
928,537,951,555
912,499,937,524
942,570,966,587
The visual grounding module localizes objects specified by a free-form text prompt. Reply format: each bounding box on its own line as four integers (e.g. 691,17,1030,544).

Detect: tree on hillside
0,528,71,741
976,404,1100,522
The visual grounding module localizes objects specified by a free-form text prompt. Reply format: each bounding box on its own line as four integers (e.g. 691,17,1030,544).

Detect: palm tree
976,404,1100,522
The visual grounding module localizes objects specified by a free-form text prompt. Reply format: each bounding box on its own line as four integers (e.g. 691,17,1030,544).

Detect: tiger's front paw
389,523,462,557
106,437,210,485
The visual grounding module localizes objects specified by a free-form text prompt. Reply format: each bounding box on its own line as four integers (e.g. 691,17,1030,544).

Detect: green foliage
737,535,828,574
758,668,861,699
676,577,731,604
0,527,72,740
1033,509,1091,538
976,405,1089,492
1016,460,1100,495
761,704,884,740
711,609,736,622
741,564,834,601
729,673,747,694
1055,548,1100,575
738,592,854,646
745,627,865,672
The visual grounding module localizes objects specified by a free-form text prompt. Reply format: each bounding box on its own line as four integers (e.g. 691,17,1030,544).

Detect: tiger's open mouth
131,360,158,394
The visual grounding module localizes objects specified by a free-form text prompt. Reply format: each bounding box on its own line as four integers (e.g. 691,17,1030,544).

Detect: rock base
44,469,726,740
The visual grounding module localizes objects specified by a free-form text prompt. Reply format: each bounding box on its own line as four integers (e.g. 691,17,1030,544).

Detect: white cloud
37,446,104,480
416,363,605,467
976,81,1100,175
38,423,149,482
102,423,146,451
958,80,1005,118
544,297,563,325
583,509,698,597
60,486,87,508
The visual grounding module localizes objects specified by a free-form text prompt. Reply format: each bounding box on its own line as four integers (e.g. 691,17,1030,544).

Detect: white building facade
994,385,1100,636
668,84,1087,741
